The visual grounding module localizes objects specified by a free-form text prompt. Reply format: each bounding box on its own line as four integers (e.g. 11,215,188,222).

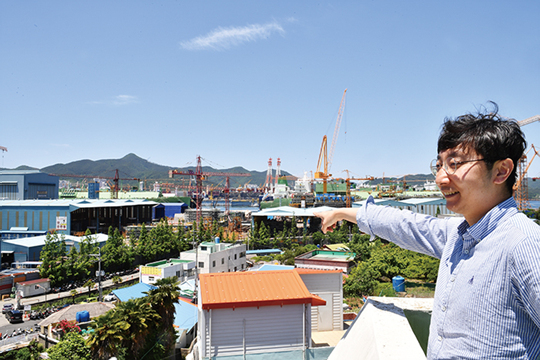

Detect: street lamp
90,247,103,302
35,284,48,302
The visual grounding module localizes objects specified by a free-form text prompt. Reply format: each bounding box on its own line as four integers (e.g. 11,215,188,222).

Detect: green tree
48,332,92,360
136,223,156,263
39,233,68,286
144,277,180,356
83,279,95,294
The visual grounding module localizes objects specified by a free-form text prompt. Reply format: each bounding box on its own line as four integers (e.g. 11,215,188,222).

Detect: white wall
198,304,312,358
300,272,343,331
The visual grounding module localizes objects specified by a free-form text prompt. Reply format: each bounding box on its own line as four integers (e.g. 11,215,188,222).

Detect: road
0,272,139,337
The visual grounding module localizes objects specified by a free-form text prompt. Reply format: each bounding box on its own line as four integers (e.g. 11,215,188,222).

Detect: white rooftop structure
328,297,433,360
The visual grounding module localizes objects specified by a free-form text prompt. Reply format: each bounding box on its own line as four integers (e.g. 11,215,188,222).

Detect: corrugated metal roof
252,206,336,217
112,282,156,302
173,300,198,331
3,233,108,248
0,199,157,208
199,270,326,310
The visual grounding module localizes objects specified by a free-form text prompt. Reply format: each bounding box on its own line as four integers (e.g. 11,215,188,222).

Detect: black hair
437,102,526,194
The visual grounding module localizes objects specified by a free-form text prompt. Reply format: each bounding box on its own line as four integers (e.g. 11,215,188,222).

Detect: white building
139,259,196,285
16,278,50,298
179,240,247,274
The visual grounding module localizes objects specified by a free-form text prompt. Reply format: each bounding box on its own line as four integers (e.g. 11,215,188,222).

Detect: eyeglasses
430,158,485,176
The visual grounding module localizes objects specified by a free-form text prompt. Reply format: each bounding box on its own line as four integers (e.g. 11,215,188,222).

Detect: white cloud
180,21,285,51
88,95,138,106
113,95,138,105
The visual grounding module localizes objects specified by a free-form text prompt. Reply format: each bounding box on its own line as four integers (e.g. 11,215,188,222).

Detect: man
316,106,540,359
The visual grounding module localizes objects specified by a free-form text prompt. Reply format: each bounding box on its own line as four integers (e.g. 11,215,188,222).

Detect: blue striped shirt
356,196,540,359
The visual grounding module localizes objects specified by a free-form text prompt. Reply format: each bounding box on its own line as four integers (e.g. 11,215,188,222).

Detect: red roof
199,270,326,310
18,278,49,286
293,268,343,275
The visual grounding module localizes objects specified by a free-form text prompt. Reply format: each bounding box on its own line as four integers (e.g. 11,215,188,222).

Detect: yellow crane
315,89,347,193
515,115,540,210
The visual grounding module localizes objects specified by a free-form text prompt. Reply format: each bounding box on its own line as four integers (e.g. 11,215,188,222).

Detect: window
212,260,216,268
200,246,207,251
241,264,244,270
234,254,237,260
176,271,181,278
149,276,154,282
240,252,245,258
221,258,224,265
198,262,204,268
234,267,237,272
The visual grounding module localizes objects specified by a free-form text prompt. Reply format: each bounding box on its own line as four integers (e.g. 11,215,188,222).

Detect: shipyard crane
315,89,347,193
515,115,540,210
169,156,251,226
49,170,140,199
341,170,374,207
513,144,539,210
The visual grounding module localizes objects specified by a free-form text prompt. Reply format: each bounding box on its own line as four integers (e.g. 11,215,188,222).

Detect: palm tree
86,311,127,359
145,277,181,354
115,297,160,357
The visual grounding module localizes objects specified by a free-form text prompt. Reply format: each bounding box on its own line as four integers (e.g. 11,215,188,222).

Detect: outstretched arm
314,208,359,234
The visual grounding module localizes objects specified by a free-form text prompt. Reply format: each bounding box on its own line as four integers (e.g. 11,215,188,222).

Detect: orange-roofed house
195,270,331,359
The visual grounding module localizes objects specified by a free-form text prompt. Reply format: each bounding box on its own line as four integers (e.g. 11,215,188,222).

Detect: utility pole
90,248,103,302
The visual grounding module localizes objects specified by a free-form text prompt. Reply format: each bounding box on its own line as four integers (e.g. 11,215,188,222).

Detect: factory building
353,197,455,217
0,170,59,200
2,233,108,262
0,199,157,236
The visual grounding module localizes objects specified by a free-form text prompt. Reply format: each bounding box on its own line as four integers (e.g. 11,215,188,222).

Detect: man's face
435,146,495,225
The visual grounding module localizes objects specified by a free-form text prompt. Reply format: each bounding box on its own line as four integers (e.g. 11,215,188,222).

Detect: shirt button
464,250,469,255
441,306,446,312
450,277,455,282
438,336,442,341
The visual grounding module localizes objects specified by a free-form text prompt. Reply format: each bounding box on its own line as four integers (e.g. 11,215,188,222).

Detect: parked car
2,304,13,314
103,294,116,302
5,310,23,323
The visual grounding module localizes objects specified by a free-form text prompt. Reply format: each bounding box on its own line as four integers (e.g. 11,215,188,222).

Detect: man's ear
493,158,514,185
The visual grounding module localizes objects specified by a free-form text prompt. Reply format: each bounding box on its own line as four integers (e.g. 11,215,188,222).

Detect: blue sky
1,1,540,181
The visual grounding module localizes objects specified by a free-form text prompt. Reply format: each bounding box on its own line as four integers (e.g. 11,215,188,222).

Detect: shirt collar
458,197,518,248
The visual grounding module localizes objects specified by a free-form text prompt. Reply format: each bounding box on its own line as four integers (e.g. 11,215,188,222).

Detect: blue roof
174,300,198,332
246,249,282,255
255,264,295,271
112,282,156,302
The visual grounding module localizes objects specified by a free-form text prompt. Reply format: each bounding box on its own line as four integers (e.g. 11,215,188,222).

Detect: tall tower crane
315,89,347,193
516,115,540,210
169,156,251,226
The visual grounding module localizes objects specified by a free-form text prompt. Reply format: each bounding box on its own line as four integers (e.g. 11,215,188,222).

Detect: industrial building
2,233,108,262
0,198,157,236
353,197,455,217
0,170,59,201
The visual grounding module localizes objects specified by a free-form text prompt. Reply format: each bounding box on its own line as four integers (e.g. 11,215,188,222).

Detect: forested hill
36,153,286,187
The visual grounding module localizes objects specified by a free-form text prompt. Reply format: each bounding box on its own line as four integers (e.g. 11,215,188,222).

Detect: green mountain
38,153,285,188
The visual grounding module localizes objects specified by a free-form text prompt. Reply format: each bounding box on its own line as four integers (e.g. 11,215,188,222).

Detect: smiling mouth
443,191,459,197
